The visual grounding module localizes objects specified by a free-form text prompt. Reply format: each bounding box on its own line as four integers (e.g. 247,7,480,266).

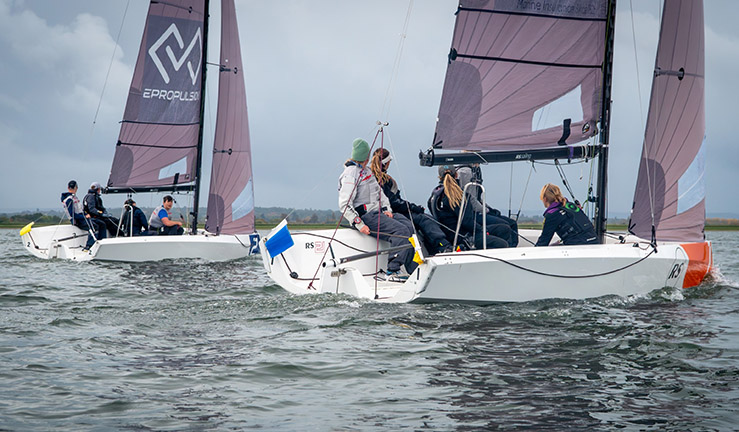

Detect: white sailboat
20,0,260,262
260,0,713,303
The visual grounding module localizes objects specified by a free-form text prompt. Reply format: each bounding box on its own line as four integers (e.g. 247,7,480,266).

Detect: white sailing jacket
338,162,391,231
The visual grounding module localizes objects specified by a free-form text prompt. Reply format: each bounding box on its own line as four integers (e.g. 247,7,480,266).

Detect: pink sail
108,0,206,190
434,0,608,151
629,0,705,242
205,0,255,235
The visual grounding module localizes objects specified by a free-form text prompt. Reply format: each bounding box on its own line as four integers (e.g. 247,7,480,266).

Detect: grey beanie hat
351,138,370,162
438,165,455,178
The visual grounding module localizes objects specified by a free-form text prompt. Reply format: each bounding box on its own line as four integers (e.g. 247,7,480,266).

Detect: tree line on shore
2,208,737,228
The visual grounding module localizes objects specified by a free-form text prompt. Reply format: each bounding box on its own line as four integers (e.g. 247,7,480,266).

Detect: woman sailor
428,165,509,250
338,138,415,276
536,183,598,246
369,148,452,255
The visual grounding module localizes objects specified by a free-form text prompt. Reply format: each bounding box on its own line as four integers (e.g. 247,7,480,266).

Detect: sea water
1,229,737,430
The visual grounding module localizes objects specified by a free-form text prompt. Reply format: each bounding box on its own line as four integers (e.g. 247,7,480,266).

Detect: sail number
667,263,684,280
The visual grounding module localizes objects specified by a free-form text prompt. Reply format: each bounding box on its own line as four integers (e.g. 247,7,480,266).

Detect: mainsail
205,0,255,235
629,0,705,242
434,0,609,151
108,0,206,191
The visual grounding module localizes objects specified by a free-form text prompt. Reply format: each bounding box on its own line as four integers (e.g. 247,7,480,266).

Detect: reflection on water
0,229,737,430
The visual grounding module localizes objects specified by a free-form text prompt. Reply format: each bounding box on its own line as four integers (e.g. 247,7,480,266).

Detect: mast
191,0,210,235
594,0,617,243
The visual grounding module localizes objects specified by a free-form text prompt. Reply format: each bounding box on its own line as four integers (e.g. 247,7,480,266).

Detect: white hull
21,224,260,262
260,229,712,304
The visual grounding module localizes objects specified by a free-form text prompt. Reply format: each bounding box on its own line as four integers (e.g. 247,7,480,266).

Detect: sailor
61,180,106,251
83,182,122,237
338,138,415,277
536,183,598,246
122,198,151,236
369,148,452,255
428,166,509,250
148,195,184,235
456,164,519,247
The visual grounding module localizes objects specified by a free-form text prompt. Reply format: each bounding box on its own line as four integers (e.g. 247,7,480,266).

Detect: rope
514,161,535,221
454,246,657,279
381,128,420,241
554,159,581,206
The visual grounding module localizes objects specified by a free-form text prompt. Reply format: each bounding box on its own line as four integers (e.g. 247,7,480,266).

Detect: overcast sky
0,0,737,218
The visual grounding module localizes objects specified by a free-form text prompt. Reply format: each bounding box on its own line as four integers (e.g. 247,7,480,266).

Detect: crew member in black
121,198,151,236
369,149,452,255
83,182,123,237
428,166,510,250
536,183,598,246
61,180,106,250
456,164,519,247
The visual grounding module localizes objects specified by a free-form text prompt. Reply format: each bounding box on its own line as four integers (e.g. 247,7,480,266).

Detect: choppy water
1,228,737,431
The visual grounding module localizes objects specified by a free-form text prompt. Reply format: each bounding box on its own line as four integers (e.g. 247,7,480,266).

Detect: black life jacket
551,202,597,243
428,184,445,221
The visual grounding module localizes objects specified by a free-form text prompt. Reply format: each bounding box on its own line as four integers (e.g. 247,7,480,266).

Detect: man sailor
149,195,184,235
61,180,105,251
83,182,122,237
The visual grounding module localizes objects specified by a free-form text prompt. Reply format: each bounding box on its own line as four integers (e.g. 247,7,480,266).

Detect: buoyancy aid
61,192,83,221
149,205,168,229
545,201,597,244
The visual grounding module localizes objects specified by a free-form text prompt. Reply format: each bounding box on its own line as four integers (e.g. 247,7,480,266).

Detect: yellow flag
408,235,425,265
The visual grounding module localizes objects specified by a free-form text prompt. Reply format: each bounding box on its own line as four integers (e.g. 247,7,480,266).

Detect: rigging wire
513,161,535,222
91,0,132,133
378,0,414,122
629,0,657,243
508,163,514,218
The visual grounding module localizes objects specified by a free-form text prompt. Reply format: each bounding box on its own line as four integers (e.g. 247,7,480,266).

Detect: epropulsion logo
148,23,202,85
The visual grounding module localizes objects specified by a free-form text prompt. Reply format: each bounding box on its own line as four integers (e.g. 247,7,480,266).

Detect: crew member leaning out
536,183,598,246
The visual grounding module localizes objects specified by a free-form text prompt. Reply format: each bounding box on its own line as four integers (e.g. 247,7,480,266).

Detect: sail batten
629,0,705,242
434,0,608,151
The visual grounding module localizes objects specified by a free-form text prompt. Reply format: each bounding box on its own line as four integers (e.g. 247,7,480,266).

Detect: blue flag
264,219,294,258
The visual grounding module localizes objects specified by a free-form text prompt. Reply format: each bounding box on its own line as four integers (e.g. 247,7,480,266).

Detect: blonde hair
442,171,464,209
370,148,391,185
540,183,566,206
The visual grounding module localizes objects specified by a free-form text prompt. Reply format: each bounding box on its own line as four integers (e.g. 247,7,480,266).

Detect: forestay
205,0,255,235
433,0,609,151
108,0,206,190
629,0,705,242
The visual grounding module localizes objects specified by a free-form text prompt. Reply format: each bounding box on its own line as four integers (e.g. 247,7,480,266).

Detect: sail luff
190,0,210,234
204,0,255,235
628,0,705,243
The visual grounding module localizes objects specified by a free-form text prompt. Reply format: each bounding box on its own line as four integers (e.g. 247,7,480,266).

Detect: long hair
370,148,391,185
540,183,566,206
441,171,464,209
